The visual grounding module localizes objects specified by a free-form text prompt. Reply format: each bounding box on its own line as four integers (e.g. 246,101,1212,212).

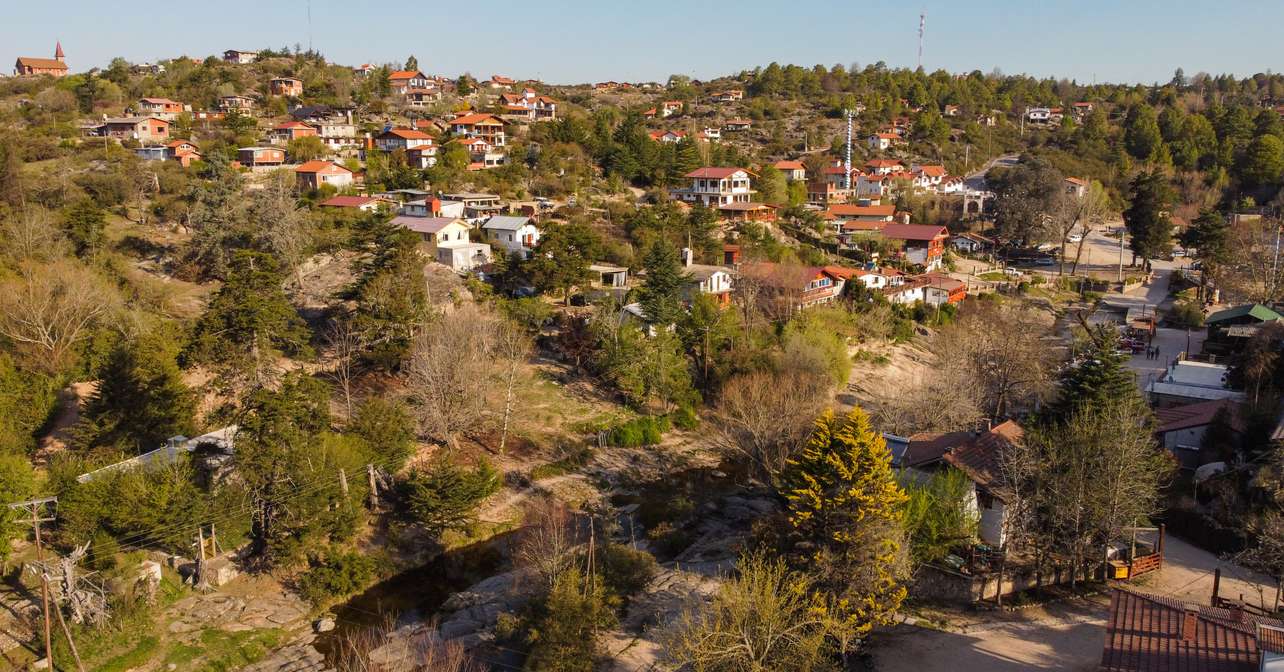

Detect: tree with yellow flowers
781,407,910,652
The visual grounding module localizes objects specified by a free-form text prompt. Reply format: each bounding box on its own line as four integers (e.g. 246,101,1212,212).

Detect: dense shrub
607,416,670,447
297,549,380,605
596,543,657,601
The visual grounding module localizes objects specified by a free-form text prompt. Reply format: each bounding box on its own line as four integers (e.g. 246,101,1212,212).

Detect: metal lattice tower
844,108,853,190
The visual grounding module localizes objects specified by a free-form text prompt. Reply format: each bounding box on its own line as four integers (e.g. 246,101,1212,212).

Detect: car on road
1068,233,1083,243
1034,256,1056,266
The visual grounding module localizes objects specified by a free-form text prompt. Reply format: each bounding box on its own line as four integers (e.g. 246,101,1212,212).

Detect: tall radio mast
917,12,926,70
844,109,853,190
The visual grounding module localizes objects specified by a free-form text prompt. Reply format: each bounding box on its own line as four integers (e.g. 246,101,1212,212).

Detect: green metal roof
1205,303,1283,324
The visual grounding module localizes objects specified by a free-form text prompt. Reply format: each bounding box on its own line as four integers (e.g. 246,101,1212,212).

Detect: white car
1002,267,1023,277
1068,233,1083,243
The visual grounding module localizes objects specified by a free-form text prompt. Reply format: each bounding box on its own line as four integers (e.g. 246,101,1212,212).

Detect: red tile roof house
901,420,1023,546
449,113,506,146
670,167,756,208
865,158,906,175
388,70,428,94
269,77,304,97
373,127,435,153
294,161,353,191
737,262,847,313
488,75,516,89
659,100,683,117
165,140,201,167
135,97,186,120
922,273,967,306
1100,587,1284,672
320,195,395,212
237,146,286,168
772,160,807,182
268,121,318,145
404,88,441,107
868,132,901,151
406,144,438,169
450,137,505,169
880,223,949,271
710,90,744,102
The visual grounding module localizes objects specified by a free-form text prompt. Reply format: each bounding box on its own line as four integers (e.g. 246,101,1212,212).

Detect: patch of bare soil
33,381,98,465
841,339,937,414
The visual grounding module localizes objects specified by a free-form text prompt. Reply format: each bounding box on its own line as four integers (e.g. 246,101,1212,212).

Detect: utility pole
367,464,379,509
1118,228,1125,284
10,497,57,669
843,108,853,191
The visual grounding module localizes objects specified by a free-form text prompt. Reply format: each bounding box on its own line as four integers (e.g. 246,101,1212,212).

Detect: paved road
964,154,1019,191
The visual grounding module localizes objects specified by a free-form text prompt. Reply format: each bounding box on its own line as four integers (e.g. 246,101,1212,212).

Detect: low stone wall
911,560,1102,605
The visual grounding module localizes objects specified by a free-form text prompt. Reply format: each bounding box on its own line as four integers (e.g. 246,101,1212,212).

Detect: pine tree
184,250,313,375
402,456,501,535
348,219,430,370
637,239,690,327
1123,170,1174,269
781,408,908,638
1047,326,1145,422
77,334,195,455
524,566,616,672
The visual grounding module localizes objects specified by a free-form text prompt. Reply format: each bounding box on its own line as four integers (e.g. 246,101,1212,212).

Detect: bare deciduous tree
0,207,66,263
406,306,498,452
0,261,113,372
711,369,829,481
325,319,362,419
933,302,1056,418
332,614,482,672
514,497,584,593
494,319,533,454
873,361,984,436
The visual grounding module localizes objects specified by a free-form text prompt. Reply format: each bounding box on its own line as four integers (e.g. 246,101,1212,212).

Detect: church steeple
54,41,64,61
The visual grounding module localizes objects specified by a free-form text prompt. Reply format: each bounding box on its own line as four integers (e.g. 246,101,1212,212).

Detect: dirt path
870,598,1107,672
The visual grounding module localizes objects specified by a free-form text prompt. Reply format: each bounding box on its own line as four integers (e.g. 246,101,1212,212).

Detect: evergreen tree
781,408,908,639
76,333,195,455
524,567,616,672
184,250,313,375
1048,326,1144,421
526,221,599,304
348,218,430,370
1124,104,1164,163
1123,170,1174,269
1180,210,1232,298
1239,134,1284,188
236,373,353,565
637,239,690,326
61,199,105,258
401,455,501,536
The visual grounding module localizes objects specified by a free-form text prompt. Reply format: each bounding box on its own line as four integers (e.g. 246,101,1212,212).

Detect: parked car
1002,267,1023,277
1068,233,1083,243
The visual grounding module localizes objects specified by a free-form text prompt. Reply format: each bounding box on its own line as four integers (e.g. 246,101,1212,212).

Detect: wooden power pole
9,497,58,669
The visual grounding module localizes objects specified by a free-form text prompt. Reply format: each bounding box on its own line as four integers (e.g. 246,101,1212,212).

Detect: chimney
681,247,693,267
1228,602,1244,624
1181,607,1199,643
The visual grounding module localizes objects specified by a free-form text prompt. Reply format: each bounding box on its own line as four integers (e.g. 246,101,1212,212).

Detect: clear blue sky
6,1,1282,84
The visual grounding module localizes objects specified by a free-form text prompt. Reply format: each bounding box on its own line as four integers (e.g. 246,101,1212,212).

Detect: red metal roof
294,160,348,174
